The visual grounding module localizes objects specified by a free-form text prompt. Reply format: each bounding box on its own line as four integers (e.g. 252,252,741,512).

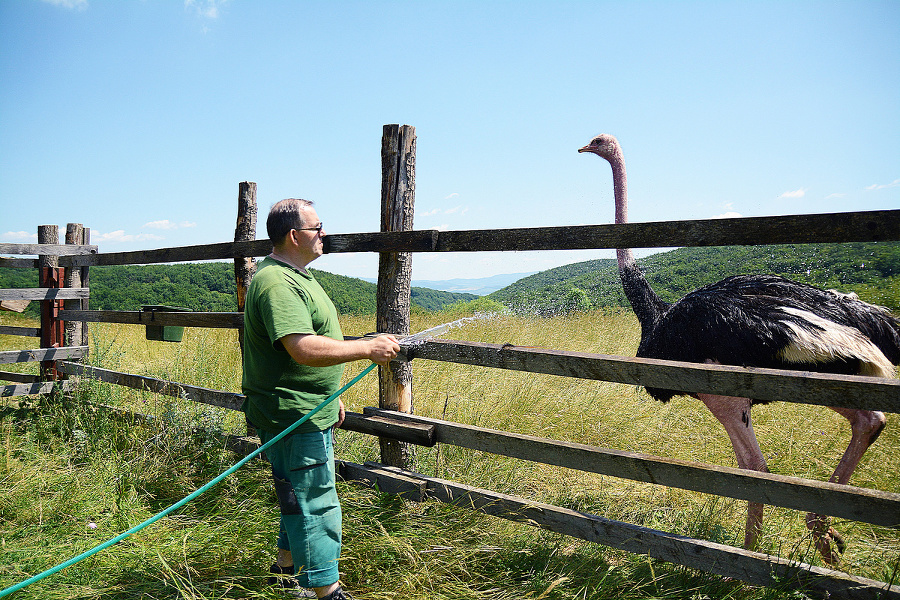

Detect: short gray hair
267,198,314,245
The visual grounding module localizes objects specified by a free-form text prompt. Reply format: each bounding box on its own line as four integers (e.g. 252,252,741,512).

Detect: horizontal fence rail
0,258,39,269
326,210,900,254
359,409,900,529
0,288,90,301
58,310,244,329
0,243,97,256
59,362,244,411
0,371,41,384
337,461,899,600
402,339,900,413
59,240,272,267
0,347,88,365
1,380,73,398
24,209,895,268
0,325,41,337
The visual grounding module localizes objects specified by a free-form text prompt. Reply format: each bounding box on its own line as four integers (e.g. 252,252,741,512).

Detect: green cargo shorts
259,427,342,588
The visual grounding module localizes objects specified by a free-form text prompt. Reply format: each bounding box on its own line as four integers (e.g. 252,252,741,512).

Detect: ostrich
579,133,900,564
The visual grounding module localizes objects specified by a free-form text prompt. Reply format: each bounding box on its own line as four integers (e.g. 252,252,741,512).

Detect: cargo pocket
288,431,332,492
273,476,301,515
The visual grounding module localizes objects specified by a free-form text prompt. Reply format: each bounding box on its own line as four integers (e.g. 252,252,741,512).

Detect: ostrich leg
698,394,769,549
806,407,886,564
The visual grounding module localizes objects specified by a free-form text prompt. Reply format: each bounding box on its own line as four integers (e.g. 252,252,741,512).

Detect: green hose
0,362,378,598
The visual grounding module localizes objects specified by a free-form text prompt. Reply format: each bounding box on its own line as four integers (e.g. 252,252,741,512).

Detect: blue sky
2,0,898,280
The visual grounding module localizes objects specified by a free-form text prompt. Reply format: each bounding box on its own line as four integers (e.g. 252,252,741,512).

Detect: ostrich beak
578,145,593,154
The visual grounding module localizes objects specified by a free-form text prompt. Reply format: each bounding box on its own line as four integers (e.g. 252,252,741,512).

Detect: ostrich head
578,133,622,161
579,133,628,226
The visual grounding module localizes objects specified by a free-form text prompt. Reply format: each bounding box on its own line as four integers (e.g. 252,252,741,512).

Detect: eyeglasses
296,223,324,233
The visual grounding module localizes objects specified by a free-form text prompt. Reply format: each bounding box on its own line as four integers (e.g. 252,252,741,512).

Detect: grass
1,308,898,599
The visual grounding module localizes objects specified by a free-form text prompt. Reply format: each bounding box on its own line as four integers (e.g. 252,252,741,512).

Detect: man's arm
280,333,400,368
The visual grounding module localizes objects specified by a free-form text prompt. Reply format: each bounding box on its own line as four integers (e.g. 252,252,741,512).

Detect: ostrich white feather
776,307,895,378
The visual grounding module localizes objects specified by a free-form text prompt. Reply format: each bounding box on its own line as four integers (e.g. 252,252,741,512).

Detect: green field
1,308,898,599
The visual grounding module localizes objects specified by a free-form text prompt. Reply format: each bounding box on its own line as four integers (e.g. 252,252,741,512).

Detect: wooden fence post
234,181,258,357
80,228,91,347
38,225,63,381
64,223,86,348
377,124,416,468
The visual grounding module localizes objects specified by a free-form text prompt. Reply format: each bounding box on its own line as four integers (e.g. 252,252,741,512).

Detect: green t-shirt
241,257,345,434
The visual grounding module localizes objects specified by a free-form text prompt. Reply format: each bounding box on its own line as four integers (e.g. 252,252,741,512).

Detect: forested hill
489,242,900,315
0,263,476,316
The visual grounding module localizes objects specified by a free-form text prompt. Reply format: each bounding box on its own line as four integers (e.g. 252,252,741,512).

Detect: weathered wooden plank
428,475,897,599
59,239,273,267
1,380,73,398
365,408,899,528
337,460,427,501
47,209,900,266
338,461,898,599
58,362,245,410
1,298,32,313
0,324,40,337
324,230,439,253
0,346,88,365
341,411,436,447
58,310,244,329
325,209,900,253
0,257,37,269
0,288,90,301
0,243,97,256
0,371,40,383
403,340,900,412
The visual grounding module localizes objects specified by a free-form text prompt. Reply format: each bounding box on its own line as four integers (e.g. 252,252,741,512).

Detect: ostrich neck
608,151,667,330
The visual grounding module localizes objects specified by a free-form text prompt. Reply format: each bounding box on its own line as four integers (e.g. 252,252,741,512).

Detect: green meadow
1,308,898,599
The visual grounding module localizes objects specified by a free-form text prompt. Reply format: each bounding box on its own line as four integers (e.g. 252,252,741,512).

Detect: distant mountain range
364,272,537,296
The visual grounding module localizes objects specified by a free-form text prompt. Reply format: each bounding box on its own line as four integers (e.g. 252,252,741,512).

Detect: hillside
490,242,900,314
0,262,476,317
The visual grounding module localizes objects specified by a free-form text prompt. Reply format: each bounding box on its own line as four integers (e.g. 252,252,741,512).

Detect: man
242,198,400,599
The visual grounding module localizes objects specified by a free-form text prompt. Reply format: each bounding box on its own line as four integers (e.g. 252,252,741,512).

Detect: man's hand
336,399,346,428
366,334,400,366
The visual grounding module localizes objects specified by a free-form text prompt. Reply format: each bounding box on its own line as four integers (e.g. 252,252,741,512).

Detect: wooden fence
1,125,899,599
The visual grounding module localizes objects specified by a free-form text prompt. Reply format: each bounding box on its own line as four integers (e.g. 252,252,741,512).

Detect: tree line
489,242,900,315
3,242,898,318
0,262,476,317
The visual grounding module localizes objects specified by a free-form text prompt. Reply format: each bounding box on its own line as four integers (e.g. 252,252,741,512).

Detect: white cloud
1,231,38,242
778,188,807,199
185,0,226,19
825,193,846,200
143,220,197,230
865,179,900,191
711,211,743,219
444,192,460,200
41,0,88,10
418,206,469,218
94,230,164,244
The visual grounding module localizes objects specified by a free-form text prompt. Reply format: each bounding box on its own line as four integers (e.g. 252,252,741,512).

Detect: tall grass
1,309,898,599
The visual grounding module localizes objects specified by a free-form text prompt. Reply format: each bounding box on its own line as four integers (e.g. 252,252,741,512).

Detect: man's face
294,207,325,262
